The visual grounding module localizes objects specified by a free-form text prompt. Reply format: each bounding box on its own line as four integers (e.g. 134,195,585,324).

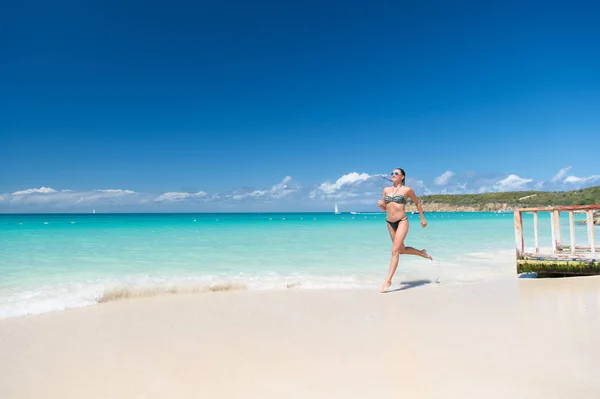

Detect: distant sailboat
92,209,96,214
334,204,340,214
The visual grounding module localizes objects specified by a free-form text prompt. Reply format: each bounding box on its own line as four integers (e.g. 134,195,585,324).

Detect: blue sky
1,0,599,212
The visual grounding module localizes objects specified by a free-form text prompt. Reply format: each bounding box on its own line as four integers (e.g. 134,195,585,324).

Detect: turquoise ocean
1,212,596,319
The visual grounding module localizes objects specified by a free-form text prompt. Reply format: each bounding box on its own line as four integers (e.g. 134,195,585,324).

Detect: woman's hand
420,218,427,228
377,200,386,210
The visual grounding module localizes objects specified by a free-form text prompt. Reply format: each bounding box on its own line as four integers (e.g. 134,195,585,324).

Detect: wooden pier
514,204,599,277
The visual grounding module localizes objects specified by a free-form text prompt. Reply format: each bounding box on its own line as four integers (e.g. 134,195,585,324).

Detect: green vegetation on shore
419,185,600,207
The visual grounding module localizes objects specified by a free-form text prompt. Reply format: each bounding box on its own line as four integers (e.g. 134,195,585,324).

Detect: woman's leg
381,219,432,292
393,218,432,259
381,222,398,292
381,219,408,292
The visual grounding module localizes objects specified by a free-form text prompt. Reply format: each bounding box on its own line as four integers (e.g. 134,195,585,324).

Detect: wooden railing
514,204,599,259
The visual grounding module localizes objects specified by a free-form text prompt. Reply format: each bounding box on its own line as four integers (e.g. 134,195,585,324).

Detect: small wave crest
98,282,247,303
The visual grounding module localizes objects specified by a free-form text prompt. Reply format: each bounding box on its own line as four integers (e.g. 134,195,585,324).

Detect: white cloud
96,189,136,194
552,166,572,183
309,172,383,204
12,187,57,195
547,166,600,188
314,172,372,195
493,174,533,191
155,191,207,202
564,175,600,185
215,176,300,202
434,170,455,186
2,187,145,209
267,176,296,199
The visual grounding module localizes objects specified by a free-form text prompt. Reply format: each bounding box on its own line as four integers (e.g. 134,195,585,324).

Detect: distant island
404,185,600,213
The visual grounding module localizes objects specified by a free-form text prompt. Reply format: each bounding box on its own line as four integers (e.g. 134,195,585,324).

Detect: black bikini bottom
386,216,407,232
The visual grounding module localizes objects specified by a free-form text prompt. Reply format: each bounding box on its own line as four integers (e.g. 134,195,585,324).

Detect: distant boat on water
334,204,340,214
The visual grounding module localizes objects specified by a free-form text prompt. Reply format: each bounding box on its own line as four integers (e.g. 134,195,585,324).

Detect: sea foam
0,273,383,319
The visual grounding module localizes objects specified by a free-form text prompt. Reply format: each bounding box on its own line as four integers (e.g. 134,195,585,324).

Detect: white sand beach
2,276,600,399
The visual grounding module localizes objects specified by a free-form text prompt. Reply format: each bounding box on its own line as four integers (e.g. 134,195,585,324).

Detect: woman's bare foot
380,280,392,293
421,249,433,260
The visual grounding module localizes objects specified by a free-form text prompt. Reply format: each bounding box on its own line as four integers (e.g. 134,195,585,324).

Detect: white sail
334,204,340,214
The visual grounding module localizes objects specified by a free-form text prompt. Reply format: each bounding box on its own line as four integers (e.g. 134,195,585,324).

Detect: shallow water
1,211,596,318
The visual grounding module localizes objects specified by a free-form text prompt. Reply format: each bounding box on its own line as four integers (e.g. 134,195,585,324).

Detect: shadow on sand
384,279,433,293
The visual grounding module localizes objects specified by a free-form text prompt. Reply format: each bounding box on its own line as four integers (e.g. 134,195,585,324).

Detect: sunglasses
391,172,401,176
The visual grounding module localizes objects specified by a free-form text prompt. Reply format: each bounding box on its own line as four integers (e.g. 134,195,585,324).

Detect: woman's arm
407,188,427,227
377,189,387,211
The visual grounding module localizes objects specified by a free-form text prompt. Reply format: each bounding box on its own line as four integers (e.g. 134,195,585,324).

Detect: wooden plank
514,210,524,259
533,211,539,253
588,210,596,254
554,246,595,252
522,252,593,260
516,204,600,212
539,245,597,256
569,211,576,255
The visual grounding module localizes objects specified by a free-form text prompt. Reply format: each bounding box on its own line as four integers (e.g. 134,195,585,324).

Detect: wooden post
588,210,596,254
551,211,557,253
514,210,524,259
552,210,562,251
533,211,539,253
569,211,576,254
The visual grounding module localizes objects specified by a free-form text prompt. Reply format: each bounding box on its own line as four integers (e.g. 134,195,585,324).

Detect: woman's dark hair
395,168,406,185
